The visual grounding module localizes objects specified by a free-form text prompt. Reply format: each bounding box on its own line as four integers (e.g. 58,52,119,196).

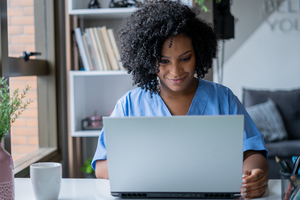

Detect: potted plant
195,0,221,12
81,158,96,178
0,77,32,199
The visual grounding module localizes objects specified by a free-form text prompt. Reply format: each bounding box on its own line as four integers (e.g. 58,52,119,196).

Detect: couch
242,88,300,179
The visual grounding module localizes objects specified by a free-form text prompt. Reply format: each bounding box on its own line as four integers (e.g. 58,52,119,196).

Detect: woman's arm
243,150,269,175
241,150,269,199
95,160,109,179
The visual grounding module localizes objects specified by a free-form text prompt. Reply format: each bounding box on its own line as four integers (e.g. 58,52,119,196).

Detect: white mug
30,162,62,200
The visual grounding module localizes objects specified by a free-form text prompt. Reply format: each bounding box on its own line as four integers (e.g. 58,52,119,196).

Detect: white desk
15,178,281,200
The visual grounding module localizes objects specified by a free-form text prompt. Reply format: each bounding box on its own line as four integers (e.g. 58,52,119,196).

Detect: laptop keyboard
119,192,237,199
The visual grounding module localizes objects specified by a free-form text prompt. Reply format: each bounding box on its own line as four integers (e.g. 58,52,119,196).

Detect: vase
0,143,14,200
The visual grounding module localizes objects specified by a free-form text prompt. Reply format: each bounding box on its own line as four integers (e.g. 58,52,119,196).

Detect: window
9,76,39,163
7,0,39,164
1,0,61,176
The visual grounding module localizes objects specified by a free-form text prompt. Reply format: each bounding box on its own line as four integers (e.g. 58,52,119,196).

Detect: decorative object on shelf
88,0,101,9
81,158,96,178
0,77,33,200
109,0,137,8
81,111,103,130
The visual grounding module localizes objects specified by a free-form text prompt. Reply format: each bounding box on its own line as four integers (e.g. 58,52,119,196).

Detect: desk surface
15,178,281,200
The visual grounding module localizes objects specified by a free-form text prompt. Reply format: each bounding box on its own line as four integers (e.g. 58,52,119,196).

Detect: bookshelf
67,0,137,137
69,70,135,137
65,0,211,178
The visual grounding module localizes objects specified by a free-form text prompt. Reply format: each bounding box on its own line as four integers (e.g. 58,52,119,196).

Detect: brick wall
7,0,39,161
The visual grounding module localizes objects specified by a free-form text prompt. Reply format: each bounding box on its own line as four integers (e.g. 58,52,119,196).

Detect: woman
92,1,269,199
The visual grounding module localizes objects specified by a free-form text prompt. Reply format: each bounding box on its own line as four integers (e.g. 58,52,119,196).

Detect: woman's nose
170,63,182,76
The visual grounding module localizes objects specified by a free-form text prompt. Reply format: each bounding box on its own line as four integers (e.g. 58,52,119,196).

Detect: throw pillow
243,88,300,140
246,99,288,143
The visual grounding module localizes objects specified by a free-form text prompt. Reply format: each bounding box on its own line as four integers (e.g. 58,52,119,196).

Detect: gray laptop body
103,115,244,199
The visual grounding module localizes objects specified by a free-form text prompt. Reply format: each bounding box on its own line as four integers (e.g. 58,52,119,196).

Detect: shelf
69,8,136,19
67,0,137,137
70,70,129,76
69,70,136,137
71,130,102,137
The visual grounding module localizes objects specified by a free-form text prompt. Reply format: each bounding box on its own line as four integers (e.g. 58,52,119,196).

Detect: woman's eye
181,57,191,62
160,60,169,64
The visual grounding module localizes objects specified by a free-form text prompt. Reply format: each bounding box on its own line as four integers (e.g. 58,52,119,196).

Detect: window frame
0,0,63,176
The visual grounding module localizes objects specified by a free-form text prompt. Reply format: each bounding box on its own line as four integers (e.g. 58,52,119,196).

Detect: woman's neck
159,78,199,115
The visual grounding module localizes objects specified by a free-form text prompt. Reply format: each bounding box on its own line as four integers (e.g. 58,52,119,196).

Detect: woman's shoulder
198,79,238,105
198,79,241,114
123,87,150,98
116,87,159,116
118,87,153,104
199,79,233,95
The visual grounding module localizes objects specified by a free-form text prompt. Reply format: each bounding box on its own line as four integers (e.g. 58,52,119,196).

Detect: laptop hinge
113,192,241,199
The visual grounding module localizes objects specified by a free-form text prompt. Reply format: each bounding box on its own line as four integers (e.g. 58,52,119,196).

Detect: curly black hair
117,0,218,95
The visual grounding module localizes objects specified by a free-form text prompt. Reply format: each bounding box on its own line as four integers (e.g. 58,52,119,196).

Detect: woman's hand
241,151,269,199
240,168,268,199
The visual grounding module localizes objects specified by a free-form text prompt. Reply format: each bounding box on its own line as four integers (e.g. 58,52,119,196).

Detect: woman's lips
168,77,186,84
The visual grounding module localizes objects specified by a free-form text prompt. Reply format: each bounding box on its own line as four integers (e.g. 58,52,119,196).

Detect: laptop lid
104,115,244,199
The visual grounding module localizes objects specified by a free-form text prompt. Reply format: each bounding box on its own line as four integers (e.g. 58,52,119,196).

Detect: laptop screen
104,115,244,198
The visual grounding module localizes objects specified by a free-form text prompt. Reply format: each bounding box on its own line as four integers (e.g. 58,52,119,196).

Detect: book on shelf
100,26,119,70
83,32,97,71
107,29,125,70
74,26,124,71
82,34,94,71
92,27,108,71
74,28,91,71
96,27,111,70
86,28,103,70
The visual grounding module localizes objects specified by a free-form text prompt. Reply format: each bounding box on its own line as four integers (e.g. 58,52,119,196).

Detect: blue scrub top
91,79,268,170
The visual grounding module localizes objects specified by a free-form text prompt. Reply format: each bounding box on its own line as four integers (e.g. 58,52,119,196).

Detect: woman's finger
242,169,265,184
241,183,268,199
241,175,268,193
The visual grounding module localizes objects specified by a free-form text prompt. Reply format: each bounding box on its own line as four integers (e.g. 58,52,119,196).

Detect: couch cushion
266,140,300,157
246,99,288,143
243,88,300,140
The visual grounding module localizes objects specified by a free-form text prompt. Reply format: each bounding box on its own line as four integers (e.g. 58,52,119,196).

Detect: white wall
214,0,300,101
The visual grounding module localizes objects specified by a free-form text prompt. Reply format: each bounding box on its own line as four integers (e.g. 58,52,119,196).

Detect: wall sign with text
263,0,300,33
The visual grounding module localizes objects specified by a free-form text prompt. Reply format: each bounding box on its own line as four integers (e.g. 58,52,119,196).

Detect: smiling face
157,34,197,96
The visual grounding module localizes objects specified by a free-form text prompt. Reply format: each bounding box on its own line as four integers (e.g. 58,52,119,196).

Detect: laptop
103,115,244,199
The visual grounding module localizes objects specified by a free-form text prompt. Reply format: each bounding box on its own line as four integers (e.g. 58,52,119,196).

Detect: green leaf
0,77,33,141
81,158,95,174
86,166,94,174
195,0,221,12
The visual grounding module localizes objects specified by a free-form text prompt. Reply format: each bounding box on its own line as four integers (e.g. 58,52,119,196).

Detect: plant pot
0,143,15,199
85,173,96,179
